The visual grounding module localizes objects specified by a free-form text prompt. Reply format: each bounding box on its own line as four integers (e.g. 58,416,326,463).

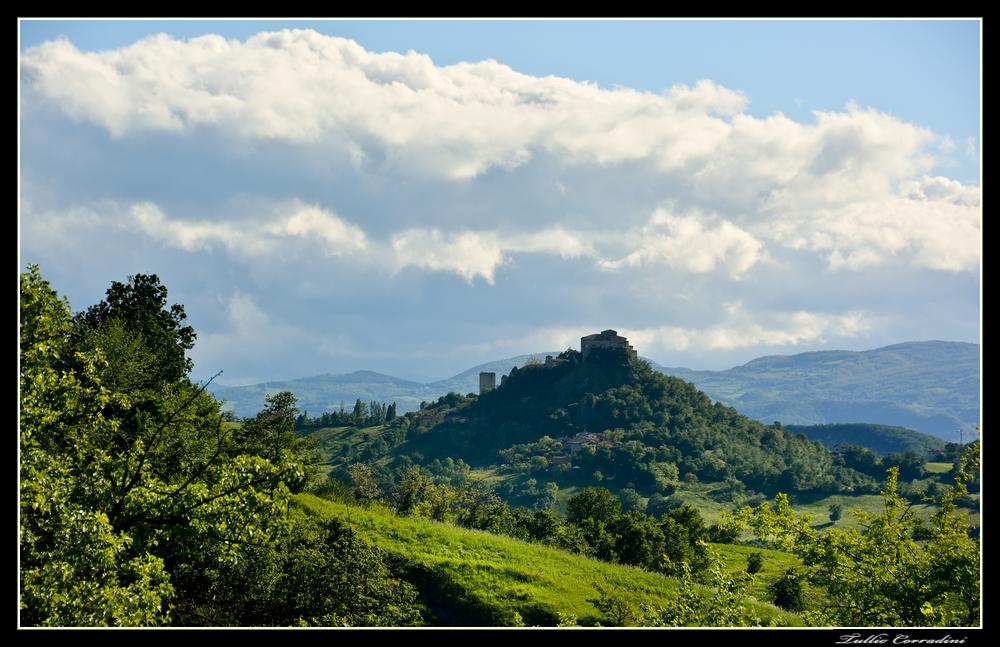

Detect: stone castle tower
580,329,638,362
479,371,496,394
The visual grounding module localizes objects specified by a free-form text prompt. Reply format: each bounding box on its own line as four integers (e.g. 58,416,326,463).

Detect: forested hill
397,348,875,494
653,341,979,441
208,342,977,439
784,423,947,456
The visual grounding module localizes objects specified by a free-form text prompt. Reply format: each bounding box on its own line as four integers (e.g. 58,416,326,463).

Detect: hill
293,493,800,626
209,341,979,440
394,347,877,495
783,423,947,456
654,341,979,441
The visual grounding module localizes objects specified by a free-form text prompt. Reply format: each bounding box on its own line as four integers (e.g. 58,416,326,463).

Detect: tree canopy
19,265,420,627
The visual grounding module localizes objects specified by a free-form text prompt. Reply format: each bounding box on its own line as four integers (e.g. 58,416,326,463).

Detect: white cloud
267,204,368,255
599,210,764,278
504,227,596,259
474,307,871,361
16,30,790,180
623,307,870,353
767,178,981,272
390,229,506,283
127,201,366,258
129,202,252,253
666,79,748,116
21,30,979,276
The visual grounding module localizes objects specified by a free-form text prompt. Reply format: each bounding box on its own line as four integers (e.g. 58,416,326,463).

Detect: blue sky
19,19,981,385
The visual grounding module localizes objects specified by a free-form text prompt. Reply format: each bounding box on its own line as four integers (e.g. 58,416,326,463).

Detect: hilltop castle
581,329,637,363
480,329,637,393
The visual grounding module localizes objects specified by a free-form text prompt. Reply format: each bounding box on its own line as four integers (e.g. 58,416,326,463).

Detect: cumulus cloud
26,199,605,284
128,201,367,258
13,30,889,183
767,177,981,272
22,29,978,276
600,209,764,277
391,229,507,283
623,307,870,353
266,205,368,254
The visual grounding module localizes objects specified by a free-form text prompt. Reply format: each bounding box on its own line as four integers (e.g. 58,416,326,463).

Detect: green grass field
293,493,802,627
924,462,954,474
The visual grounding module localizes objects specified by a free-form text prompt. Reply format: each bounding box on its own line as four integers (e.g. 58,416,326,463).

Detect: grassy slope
293,493,802,627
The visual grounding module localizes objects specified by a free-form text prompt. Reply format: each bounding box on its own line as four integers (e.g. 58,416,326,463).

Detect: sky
19,19,981,385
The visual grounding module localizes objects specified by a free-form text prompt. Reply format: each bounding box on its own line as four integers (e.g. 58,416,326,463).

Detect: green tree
828,502,843,523
352,399,368,425
347,463,381,505
264,518,422,626
19,266,301,626
612,511,665,569
70,272,196,390
566,487,620,526
566,487,622,561
535,481,559,511
745,552,764,575
618,487,645,513
393,467,428,516
767,569,804,612
727,441,980,626
659,505,709,575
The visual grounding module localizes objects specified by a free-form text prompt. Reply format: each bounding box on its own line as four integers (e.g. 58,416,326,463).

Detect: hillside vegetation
21,265,979,628
293,494,800,627
395,348,877,495
784,423,947,456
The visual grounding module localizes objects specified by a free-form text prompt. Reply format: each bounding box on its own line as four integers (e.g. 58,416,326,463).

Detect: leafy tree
828,502,843,523
235,391,319,491
70,272,195,390
176,515,422,626
566,487,620,526
612,512,665,569
647,547,771,627
393,467,428,516
591,545,773,627
745,552,764,575
352,399,368,425
20,266,301,626
268,518,421,626
535,482,559,511
707,522,739,544
415,482,461,522
659,505,709,575
618,487,645,513
884,449,926,481
347,463,381,505
767,569,804,612
727,442,980,626
566,487,622,560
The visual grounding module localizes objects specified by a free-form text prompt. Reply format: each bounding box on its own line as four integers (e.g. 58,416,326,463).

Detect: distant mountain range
208,341,979,441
